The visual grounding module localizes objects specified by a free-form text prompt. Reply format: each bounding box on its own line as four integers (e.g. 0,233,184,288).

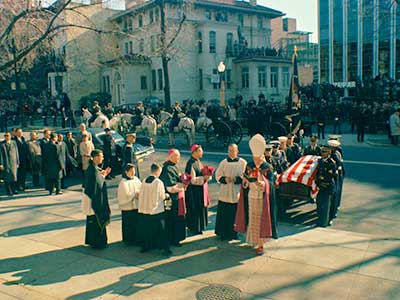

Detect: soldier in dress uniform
328,139,345,219
315,146,337,227
270,140,289,174
285,133,301,165
303,136,322,156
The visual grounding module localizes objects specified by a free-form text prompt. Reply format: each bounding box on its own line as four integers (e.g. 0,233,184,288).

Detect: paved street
0,133,399,300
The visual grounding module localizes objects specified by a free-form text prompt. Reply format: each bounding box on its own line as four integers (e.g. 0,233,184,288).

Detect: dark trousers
357,124,365,142
4,181,16,195
333,122,341,134
316,189,333,227
391,135,399,145
17,166,27,190
48,178,61,194
317,124,325,139
32,173,40,187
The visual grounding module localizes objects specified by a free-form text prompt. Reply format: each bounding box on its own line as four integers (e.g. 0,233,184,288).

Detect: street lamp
218,61,226,107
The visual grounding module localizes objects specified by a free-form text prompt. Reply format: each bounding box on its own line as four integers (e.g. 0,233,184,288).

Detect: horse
136,115,157,141
109,113,135,134
168,113,195,146
90,112,110,128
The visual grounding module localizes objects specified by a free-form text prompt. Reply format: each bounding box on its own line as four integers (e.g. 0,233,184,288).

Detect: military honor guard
0,132,19,195
315,146,337,227
303,136,322,156
214,144,247,241
271,140,289,174
159,149,187,247
184,144,212,236
138,163,171,256
285,133,302,165
235,134,276,255
328,138,345,219
83,149,111,249
117,163,142,245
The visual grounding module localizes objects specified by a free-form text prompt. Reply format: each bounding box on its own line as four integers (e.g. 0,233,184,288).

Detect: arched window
209,31,216,53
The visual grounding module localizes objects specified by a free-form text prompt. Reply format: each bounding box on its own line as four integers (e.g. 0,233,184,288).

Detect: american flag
276,155,320,198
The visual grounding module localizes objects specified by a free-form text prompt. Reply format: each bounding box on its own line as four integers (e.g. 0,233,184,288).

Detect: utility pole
159,0,171,109
10,38,26,128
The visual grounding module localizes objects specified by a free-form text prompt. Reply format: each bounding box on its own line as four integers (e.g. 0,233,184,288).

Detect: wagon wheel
229,120,243,144
267,121,288,140
206,120,231,149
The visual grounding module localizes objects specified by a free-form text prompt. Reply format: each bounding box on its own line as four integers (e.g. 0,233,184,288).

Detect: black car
56,128,155,171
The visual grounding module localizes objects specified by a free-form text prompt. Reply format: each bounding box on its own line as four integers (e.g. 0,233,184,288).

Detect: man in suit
28,131,42,188
64,131,77,176
0,132,19,195
303,136,322,156
46,133,63,195
57,133,68,189
102,128,115,179
13,128,29,191
40,128,51,191
122,132,139,178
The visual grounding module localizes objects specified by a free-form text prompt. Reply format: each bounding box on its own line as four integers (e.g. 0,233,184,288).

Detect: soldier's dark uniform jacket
303,145,322,156
316,157,337,192
272,150,289,174
286,143,301,165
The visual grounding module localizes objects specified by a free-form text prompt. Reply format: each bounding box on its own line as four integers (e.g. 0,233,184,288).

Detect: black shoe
162,249,172,256
13,191,18,195
173,242,182,247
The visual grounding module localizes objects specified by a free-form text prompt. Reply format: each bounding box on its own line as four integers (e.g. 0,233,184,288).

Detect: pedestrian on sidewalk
355,105,367,142
389,108,400,145
28,131,42,188
13,128,29,191
117,163,141,245
45,133,63,195
138,163,172,256
0,132,19,196
84,149,111,249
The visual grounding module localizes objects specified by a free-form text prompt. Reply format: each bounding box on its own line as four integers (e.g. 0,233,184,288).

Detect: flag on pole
288,45,301,110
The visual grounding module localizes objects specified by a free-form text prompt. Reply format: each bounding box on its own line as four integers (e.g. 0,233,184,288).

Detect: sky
260,0,318,42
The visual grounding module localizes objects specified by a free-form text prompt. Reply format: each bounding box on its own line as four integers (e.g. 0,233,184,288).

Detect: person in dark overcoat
13,128,29,191
64,131,78,176
0,132,19,195
28,131,42,188
40,128,51,191
45,133,63,195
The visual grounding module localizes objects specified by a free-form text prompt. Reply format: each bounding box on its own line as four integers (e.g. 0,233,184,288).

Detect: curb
366,139,399,148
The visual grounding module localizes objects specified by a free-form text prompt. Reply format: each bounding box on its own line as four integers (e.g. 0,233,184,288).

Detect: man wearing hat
315,146,337,227
271,140,289,174
234,134,277,255
184,144,211,235
303,136,322,156
328,139,345,218
103,128,116,179
122,132,139,178
286,134,301,165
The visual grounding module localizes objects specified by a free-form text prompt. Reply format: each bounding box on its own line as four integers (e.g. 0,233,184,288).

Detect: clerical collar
227,157,239,162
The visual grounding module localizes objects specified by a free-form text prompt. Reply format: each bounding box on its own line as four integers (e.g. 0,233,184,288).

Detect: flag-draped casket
276,155,320,199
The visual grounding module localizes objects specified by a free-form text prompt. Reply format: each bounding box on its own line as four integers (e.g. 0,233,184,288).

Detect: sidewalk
1,190,399,300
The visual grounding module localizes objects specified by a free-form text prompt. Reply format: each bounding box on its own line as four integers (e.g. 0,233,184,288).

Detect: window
205,10,211,20
199,69,203,90
150,35,155,52
283,18,288,32
282,67,290,87
156,34,162,48
270,66,278,88
151,70,157,91
155,8,159,22
209,31,216,53
139,38,144,52
258,66,266,87
149,10,154,23
102,75,111,93
226,32,233,53
124,42,129,55
226,69,231,89
198,31,203,53
140,76,147,90
212,69,218,89
128,18,133,32
238,14,244,27
257,16,263,29
129,41,133,54
158,68,163,90
241,66,249,88
215,11,228,22
138,15,143,27
123,18,128,32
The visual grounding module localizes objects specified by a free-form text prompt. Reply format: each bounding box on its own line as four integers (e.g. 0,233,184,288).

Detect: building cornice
233,56,291,64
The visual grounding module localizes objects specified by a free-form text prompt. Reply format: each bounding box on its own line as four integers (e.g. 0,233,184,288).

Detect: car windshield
97,131,124,143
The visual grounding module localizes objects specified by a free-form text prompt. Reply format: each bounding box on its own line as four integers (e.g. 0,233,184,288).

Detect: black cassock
159,160,186,245
84,161,111,248
184,157,208,234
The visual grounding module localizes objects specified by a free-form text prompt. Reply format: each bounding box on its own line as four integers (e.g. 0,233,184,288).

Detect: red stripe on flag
307,167,319,187
297,158,314,184
287,156,307,182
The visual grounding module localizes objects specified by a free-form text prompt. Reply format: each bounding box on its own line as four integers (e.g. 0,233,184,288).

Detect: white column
343,0,348,82
373,0,379,77
329,0,334,83
390,1,396,79
357,0,363,79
